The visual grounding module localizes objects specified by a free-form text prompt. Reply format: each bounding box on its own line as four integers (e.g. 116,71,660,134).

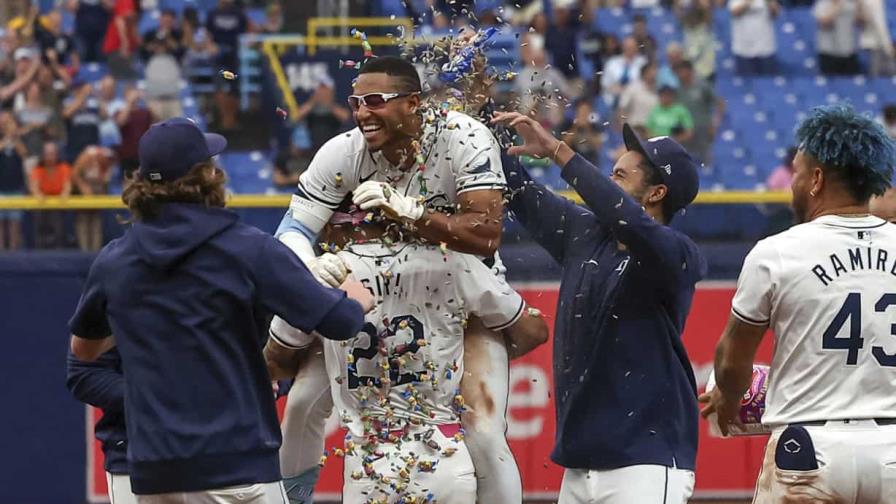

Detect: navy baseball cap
138,118,227,182
622,123,699,214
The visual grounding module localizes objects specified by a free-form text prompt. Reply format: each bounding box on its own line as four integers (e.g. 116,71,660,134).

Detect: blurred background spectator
617,61,658,131
858,0,895,77
74,0,111,63
0,111,27,251
102,0,139,79
601,36,646,107
657,41,683,89
112,86,154,179
28,141,71,249
71,145,112,251
62,81,101,163
295,76,351,152
765,146,798,190
545,1,580,80
207,0,248,131
272,125,312,190
646,85,693,143
675,59,724,164
561,99,604,165
631,14,657,59
729,0,779,75
678,0,716,81
813,0,861,75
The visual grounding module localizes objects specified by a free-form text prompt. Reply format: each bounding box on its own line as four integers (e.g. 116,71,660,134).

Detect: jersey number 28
823,293,896,366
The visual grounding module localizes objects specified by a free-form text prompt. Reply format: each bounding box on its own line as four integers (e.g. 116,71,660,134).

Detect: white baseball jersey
732,215,896,426
288,110,505,235
323,242,524,437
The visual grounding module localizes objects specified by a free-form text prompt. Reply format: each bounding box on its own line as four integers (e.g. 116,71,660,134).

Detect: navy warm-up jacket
506,153,706,471
69,203,365,494
66,347,128,475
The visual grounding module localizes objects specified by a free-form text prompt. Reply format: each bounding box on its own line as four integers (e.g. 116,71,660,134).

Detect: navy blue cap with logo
622,123,699,215
138,117,227,182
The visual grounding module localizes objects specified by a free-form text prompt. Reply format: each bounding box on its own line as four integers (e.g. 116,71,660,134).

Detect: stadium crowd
0,0,894,253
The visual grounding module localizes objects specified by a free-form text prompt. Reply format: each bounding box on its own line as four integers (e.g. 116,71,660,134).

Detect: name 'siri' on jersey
732,216,896,427
322,243,524,435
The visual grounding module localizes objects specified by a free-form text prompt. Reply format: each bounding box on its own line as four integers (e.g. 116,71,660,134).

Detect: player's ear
407,93,421,113
811,166,825,197
648,184,668,205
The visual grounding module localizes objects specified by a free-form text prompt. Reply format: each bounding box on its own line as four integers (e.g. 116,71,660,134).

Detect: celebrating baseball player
701,104,896,503
492,111,707,503
68,117,372,502
273,55,538,503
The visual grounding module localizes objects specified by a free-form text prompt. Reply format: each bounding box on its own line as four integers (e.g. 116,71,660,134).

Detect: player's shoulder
444,111,493,138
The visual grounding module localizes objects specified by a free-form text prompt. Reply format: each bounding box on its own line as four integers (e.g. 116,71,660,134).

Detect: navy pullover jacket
66,347,128,475
69,203,365,494
506,153,706,470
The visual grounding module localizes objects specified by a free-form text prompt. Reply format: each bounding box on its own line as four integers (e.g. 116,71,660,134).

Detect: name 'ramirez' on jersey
731,215,896,427
288,110,505,234
322,242,525,437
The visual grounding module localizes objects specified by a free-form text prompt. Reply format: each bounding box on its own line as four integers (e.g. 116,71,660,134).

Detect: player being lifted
272,55,544,503
267,241,548,503
702,104,896,503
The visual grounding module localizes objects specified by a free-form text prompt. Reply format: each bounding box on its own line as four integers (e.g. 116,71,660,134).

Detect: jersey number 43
823,292,896,366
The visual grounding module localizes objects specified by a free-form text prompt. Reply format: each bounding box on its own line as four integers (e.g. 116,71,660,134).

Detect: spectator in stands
113,86,154,179
72,146,113,251
16,81,54,161
295,75,350,152
675,59,724,164
765,146,798,190
546,1,581,79
183,26,219,70
882,103,896,139
63,81,101,162
261,2,284,34
561,99,604,165
96,75,121,147
679,0,717,81
657,41,683,90
858,0,895,77
871,187,896,223
0,45,40,107
28,141,72,248
35,9,79,73
102,0,139,80
618,62,659,131
646,85,694,143
273,125,311,190
729,0,779,75
631,14,658,60
813,0,862,75
0,111,27,250
575,9,611,95
517,33,575,115
601,36,647,107
141,9,184,63
74,0,111,63
207,0,248,131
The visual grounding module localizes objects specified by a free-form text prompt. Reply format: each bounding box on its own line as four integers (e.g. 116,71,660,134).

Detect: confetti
219,70,237,80
275,107,288,120
339,59,359,69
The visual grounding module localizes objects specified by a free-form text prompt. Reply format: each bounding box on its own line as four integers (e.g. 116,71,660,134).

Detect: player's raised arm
494,112,705,283
501,151,597,266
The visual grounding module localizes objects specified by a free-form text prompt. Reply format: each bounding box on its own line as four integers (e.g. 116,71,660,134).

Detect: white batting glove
307,253,348,288
352,181,424,223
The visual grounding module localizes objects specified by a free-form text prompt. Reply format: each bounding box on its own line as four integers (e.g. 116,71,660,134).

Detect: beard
791,189,809,224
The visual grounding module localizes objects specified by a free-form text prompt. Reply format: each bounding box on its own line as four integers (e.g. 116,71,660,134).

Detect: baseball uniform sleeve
448,115,506,194
454,254,525,331
66,347,124,412
287,133,355,236
731,238,779,326
69,256,112,339
254,236,364,341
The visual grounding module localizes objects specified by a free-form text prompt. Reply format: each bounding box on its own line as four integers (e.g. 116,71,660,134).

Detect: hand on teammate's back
341,277,375,313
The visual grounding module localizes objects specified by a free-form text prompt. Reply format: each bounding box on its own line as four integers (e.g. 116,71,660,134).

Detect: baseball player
68,117,372,502
701,104,896,503
492,111,706,503
67,348,134,503
274,56,529,503
266,241,548,503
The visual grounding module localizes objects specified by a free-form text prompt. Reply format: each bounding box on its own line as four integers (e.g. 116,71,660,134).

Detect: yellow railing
306,17,415,56
0,191,791,210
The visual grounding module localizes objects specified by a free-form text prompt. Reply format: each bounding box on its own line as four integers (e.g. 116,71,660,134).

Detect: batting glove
352,181,424,223
307,253,348,288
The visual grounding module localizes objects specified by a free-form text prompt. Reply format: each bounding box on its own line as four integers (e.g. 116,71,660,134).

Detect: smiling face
351,73,420,153
611,150,665,213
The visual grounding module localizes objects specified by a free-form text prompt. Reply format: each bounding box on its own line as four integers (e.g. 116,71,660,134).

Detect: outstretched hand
490,111,562,159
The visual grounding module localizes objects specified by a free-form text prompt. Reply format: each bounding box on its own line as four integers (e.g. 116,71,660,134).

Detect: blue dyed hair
795,104,895,201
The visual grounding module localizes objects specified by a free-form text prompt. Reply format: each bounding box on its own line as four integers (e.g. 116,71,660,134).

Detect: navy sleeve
68,256,112,339
504,153,596,265
65,348,124,413
561,153,702,283
254,237,365,341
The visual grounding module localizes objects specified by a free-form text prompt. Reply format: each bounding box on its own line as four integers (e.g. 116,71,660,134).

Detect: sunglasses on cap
347,92,419,111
